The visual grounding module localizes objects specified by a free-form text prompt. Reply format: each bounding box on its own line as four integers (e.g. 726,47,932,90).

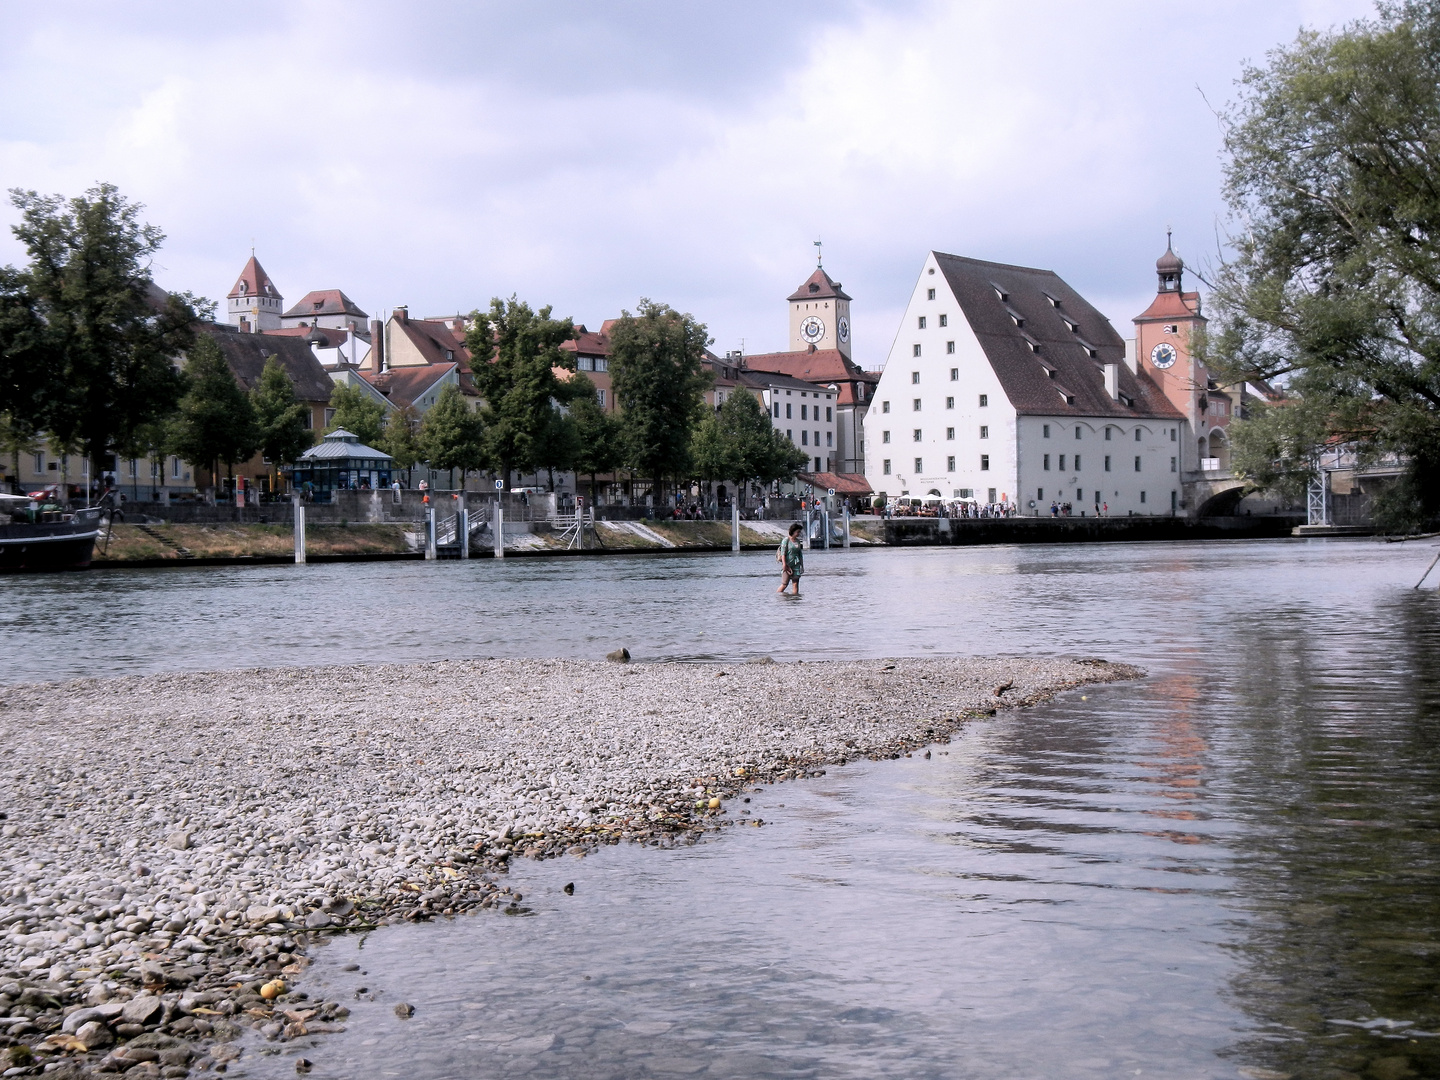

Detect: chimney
395,305,408,324
1104,363,1120,400
238,317,251,334
370,319,384,371
1121,338,1138,374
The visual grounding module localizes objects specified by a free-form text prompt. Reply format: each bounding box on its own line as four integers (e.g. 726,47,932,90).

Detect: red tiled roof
561,324,611,357
1135,290,1202,322
362,363,461,409
787,267,852,302
283,289,368,321
227,256,280,301
740,348,876,406
797,471,872,495
395,317,472,372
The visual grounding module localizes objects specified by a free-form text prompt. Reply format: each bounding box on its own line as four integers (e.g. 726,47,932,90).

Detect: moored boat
0,493,101,572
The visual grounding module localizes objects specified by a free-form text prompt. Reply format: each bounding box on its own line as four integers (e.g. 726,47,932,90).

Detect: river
4,539,1438,1079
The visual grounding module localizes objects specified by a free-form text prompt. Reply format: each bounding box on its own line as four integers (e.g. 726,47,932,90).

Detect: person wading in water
776,522,804,596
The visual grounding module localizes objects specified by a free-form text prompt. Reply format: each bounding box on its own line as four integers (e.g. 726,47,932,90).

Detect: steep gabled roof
283,289,368,321
934,252,1183,421
227,256,281,301
361,363,461,409
200,323,334,404
394,316,471,371
561,324,611,357
787,267,852,302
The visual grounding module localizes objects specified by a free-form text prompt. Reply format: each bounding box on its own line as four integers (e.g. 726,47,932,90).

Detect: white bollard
425,508,436,560
731,500,740,552
843,504,851,548
494,504,505,559
293,501,306,564
459,507,469,560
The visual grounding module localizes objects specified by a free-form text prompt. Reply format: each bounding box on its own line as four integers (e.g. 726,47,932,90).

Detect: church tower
226,255,283,332
1133,235,1210,471
787,262,852,359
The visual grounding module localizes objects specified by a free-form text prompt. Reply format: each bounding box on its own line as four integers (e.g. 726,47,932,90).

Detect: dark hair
788,522,803,536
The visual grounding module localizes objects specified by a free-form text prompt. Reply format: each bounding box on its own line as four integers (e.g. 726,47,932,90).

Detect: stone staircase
134,523,194,558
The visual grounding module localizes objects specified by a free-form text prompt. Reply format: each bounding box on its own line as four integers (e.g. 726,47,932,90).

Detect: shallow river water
5,539,1440,1079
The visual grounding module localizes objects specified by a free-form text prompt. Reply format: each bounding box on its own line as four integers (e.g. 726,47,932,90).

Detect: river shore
0,655,1137,1076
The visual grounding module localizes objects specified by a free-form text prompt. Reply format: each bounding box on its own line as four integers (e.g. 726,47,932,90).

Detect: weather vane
814,238,822,267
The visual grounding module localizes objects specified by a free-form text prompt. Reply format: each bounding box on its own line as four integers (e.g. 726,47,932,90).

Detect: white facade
758,378,838,474
864,251,1185,515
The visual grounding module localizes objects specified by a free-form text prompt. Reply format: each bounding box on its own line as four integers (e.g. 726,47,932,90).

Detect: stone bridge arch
1185,476,1248,517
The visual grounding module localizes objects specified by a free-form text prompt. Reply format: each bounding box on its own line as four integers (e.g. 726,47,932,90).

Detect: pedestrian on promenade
776,522,804,596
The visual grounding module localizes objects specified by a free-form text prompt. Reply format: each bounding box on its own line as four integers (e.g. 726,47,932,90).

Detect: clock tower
1133,235,1211,472
787,263,853,359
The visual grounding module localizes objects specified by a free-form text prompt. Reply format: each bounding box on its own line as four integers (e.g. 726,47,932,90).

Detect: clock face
1150,342,1178,370
837,316,850,343
800,315,826,344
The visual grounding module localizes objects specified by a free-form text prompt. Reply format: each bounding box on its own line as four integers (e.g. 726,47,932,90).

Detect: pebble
0,655,1135,1073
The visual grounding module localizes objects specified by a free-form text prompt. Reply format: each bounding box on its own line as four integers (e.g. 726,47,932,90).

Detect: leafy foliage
167,333,258,483
690,390,808,496
418,383,485,485
1202,0,1440,528
381,405,424,472
325,382,387,447
464,297,575,486
567,373,624,499
3,184,196,481
251,355,314,468
607,299,712,493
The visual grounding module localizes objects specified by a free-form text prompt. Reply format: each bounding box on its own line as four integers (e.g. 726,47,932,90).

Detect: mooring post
843,503,851,548
425,508,436,560
731,500,740,552
494,504,505,559
458,507,469,560
293,499,306,564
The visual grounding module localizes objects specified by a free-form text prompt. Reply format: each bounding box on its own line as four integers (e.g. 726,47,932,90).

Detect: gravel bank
0,655,1137,1075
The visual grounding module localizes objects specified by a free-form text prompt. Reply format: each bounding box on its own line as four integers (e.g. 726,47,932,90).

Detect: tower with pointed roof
788,262,853,359
226,255,284,332
1132,235,1212,474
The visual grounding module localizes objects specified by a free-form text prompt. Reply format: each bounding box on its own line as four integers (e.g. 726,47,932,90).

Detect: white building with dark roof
864,251,1187,516
281,289,370,331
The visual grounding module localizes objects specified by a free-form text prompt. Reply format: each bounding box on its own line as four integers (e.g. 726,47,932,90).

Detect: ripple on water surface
6,539,1439,1078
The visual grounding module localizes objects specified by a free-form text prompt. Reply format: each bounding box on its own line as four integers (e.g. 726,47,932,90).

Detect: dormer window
1077,339,1098,358
237,282,247,295
313,301,324,310
991,283,1008,301
1043,292,1061,308
1061,315,1079,332
809,283,820,294
1007,309,1025,327
445,350,454,360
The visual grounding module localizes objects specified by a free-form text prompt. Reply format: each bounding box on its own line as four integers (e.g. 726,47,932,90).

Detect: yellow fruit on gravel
708,797,721,809
260,980,284,1000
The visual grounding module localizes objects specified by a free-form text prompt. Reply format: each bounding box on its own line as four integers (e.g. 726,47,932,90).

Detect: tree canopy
567,373,624,500
325,382,387,447
381,405,424,475
464,297,575,487
691,390,809,498
251,355,314,468
167,333,258,485
607,299,712,495
418,383,485,487
1203,0,1440,528
2,184,198,483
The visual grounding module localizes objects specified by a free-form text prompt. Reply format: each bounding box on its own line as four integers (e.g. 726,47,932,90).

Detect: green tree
691,391,808,505
325,382,387,447
4,184,197,484
568,373,624,502
382,405,424,485
1202,0,1440,529
419,383,485,489
168,333,259,491
607,299,713,502
251,356,314,478
464,296,576,488
0,265,52,489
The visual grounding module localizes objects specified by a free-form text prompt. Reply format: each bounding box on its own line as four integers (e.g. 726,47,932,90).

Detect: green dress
781,536,804,577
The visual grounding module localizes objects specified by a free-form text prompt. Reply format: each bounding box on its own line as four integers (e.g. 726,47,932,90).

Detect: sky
0,0,1378,369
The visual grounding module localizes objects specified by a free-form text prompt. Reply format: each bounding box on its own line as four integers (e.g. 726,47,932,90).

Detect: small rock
164,831,192,851
304,910,332,929
75,1019,113,1050
245,905,280,925
747,655,776,664
121,994,164,1026
394,1003,414,1019
605,647,630,663
562,882,574,895
61,1007,103,1034
296,1059,313,1074
322,898,354,917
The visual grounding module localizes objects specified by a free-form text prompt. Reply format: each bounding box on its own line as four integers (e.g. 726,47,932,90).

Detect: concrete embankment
0,655,1138,1073
882,514,1303,546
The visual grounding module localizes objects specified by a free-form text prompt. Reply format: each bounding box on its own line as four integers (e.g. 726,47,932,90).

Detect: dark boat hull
0,512,100,572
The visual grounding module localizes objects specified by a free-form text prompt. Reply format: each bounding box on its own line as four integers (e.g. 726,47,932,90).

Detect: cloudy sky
0,0,1375,367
